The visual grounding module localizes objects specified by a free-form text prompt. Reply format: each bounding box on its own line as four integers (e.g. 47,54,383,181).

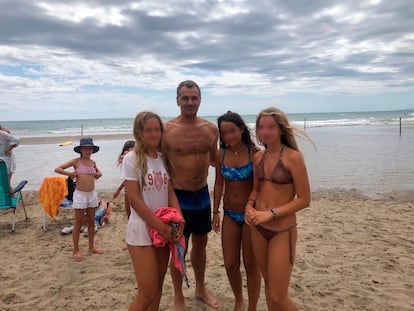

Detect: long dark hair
217,111,256,149
117,140,135,165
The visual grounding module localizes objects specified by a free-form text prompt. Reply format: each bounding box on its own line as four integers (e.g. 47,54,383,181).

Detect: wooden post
304,117,307,130
81,124,84,136
399,117,401,136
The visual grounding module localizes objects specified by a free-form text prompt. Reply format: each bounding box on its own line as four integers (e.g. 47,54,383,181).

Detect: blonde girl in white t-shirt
121,111,184,311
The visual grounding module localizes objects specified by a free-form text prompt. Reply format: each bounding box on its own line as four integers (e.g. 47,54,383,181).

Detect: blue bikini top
221,145,253,181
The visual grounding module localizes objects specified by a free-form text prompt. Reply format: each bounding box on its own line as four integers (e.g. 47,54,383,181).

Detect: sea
3,110,414,199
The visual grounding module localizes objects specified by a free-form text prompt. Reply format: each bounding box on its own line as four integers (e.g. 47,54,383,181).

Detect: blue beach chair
0,160,28,231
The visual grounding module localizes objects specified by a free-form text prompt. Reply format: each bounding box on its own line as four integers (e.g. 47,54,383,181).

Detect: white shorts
126,209,152,246
73,189,98,209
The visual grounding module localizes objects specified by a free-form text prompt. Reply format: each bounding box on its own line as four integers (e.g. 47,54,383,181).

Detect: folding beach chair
0,160,28,231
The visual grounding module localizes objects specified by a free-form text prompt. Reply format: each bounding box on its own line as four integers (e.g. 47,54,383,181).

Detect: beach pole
399,117,401,136
304,117,307,130
81,124,83,136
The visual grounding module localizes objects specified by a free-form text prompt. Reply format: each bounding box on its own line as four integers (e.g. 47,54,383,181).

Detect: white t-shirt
120,151,169,246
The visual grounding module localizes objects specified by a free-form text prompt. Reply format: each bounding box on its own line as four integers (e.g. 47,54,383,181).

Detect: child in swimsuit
55,137,103,261
245,107,312,310
213,111,261,311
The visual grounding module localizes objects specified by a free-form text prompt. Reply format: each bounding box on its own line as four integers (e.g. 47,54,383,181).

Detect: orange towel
38,176,68,219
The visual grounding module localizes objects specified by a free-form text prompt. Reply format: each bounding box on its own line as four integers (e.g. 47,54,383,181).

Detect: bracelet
270,208,278,220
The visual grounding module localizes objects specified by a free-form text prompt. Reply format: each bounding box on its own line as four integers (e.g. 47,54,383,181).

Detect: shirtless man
165,80,219,310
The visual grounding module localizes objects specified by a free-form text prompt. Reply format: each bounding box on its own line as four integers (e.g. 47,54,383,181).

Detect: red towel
149,207,187,278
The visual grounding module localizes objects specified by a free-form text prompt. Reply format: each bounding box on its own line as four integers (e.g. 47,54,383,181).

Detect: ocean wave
7,111,414,137
49,126,131,136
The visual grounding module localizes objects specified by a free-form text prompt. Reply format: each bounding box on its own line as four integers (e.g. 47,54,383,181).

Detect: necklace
268,144,284,157
231,144,245,155
146,149,158,159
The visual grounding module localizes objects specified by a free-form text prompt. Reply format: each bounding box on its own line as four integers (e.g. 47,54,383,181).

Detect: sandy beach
0,189,413,311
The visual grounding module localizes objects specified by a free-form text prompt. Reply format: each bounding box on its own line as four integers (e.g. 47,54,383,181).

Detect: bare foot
233,299,244,311
73,252,84,261
195,292,219,309
89,247,104,254
174,296,186,311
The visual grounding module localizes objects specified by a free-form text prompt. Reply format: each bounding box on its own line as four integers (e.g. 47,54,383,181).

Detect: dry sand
0,190,413,311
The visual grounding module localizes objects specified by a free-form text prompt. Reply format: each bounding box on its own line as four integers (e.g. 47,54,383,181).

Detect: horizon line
3,108,413,123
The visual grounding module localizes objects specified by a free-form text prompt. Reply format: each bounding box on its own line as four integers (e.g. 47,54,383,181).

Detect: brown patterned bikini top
256,146,293,184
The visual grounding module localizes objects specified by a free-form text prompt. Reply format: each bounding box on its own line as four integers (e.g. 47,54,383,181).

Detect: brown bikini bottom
256,224,297,265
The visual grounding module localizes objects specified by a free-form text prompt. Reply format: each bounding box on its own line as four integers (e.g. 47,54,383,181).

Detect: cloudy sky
1,0,413,121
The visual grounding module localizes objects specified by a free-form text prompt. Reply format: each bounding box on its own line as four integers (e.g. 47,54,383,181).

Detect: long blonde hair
132,111,171,183
255,107,313,151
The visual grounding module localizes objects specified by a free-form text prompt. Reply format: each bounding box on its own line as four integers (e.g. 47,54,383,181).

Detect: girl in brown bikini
245,107,311,310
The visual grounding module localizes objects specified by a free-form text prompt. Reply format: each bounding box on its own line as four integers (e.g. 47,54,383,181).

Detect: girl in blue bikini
213,111,261,311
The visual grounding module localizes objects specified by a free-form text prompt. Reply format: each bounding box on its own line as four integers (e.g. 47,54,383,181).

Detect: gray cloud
0,0,413,119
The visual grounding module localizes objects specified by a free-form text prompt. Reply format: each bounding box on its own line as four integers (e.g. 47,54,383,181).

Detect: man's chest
167,129,213,154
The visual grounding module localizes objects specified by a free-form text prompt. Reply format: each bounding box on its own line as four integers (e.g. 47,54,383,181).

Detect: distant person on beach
55,137,104,261
164,80,219,310
245,107,311,310
213,111,261,311
94,199,113,227
0,124,20,192
61,198,113,235
121,111,184,311
113,140,135,218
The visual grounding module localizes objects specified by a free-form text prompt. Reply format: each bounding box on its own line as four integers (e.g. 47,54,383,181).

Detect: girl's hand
160,225,173,242
113,189,120,199
94,171,102,179
247,210,272,226
212,214,221,233
245,204,255,226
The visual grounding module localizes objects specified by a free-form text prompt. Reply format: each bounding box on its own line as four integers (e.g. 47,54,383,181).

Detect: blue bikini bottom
224,208,245,225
